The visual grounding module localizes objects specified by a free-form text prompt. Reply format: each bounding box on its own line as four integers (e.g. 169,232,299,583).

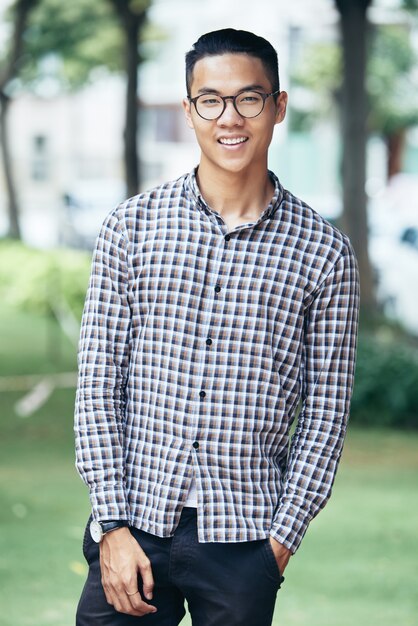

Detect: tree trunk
0,0,40,240
386,129,405,180
125,16,141,197
336,0,376,318
0,93,20,239
109,0,150,197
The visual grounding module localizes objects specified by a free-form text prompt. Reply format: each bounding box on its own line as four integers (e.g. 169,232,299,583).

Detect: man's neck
195,161,274,220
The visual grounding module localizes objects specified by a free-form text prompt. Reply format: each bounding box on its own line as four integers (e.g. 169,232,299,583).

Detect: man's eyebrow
196,84,268,95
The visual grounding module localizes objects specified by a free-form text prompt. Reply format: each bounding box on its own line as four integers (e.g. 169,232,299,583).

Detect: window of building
31,134,49,181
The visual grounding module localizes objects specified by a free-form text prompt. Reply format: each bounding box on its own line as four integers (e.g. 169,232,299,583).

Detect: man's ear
274,91,288,125
182,98,195,130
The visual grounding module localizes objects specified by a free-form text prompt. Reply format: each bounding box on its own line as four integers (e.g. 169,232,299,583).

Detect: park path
0,372,77,417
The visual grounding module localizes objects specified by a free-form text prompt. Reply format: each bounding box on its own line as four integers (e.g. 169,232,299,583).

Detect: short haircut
185,28,280,97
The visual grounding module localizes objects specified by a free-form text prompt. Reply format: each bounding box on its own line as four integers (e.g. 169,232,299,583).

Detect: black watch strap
90,518,129,543
100,520,129,533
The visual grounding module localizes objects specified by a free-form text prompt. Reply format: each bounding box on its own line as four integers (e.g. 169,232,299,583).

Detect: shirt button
214,284,221,293
225,234,231,241
199,390,206,398
206,338,212,345
192,441,199,449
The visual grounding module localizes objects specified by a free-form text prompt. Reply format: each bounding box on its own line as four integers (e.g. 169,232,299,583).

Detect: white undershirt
184,475,198,507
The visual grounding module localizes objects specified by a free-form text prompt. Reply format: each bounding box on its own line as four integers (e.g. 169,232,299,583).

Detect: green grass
1,310,417,626
0,308,77,377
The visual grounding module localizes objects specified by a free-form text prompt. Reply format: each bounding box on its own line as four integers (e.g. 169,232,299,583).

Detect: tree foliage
15,0,124,90
402,0,418,10
291,24,418,137
3,0,159,94
368,25,418,135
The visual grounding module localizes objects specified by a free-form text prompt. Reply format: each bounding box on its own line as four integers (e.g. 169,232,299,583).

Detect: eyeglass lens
195,91,265,120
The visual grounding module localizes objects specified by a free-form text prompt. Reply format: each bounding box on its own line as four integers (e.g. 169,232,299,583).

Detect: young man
75,28,360,626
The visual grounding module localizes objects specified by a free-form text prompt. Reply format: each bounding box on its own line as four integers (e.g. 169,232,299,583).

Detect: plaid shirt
74,168,359,553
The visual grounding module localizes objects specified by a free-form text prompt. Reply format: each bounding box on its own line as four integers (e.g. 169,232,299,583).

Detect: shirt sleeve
270,241,360,553
74,210,132,521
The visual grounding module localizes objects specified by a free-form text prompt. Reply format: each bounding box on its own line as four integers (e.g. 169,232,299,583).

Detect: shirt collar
184,167,284,222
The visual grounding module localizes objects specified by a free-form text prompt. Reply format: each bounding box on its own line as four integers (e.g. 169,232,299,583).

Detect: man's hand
269,536,292,575
99,527,158,617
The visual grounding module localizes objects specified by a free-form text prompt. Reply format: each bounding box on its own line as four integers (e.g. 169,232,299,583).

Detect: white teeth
219,137,248,145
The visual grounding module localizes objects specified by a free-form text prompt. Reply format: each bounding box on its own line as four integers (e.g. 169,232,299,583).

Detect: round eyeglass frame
188,90,281,121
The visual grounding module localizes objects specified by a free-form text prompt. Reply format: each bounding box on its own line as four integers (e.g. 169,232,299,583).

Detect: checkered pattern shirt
74,168,360,554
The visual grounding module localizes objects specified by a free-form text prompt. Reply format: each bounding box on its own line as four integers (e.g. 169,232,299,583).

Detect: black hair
185,28,280,97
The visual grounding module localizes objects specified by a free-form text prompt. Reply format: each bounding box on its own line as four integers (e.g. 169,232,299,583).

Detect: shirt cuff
270,504,312,554
89,485,131,522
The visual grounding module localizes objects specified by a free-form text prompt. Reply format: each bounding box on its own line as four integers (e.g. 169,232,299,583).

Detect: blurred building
1,76,126,248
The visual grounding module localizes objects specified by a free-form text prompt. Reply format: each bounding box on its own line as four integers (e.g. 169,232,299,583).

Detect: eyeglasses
188,90,280,121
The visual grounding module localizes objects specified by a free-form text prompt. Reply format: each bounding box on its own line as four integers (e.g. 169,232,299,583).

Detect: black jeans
76,507,284,626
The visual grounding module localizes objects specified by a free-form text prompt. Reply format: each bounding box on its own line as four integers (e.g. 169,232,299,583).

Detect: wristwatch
90,519,129,543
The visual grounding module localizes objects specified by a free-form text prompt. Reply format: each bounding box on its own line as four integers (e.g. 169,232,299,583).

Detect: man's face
183,53,287,176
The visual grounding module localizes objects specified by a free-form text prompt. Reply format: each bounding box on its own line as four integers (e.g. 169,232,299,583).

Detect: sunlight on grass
69,561,88,577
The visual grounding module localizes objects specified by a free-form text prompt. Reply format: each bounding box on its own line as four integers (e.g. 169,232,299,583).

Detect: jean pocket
82,514,93,561
263,538,285,588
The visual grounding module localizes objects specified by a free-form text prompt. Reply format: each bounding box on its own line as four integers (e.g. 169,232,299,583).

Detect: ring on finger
126,589,140,596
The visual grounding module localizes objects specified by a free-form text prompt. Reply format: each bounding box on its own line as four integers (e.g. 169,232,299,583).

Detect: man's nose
217,98,243,125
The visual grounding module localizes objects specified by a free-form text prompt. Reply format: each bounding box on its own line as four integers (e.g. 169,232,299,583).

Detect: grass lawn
1,309,417,626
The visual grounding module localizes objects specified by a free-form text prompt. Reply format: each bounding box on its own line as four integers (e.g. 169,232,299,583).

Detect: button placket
187,232,225,450
191,225,248,456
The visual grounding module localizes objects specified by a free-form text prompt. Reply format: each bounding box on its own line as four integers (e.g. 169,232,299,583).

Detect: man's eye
201,98,220,106
240,95,261,103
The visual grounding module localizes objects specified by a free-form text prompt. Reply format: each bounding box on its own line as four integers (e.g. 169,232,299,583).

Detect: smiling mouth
218,137,248,145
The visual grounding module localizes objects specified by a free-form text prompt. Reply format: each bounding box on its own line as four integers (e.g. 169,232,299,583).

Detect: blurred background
0,0,417,625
